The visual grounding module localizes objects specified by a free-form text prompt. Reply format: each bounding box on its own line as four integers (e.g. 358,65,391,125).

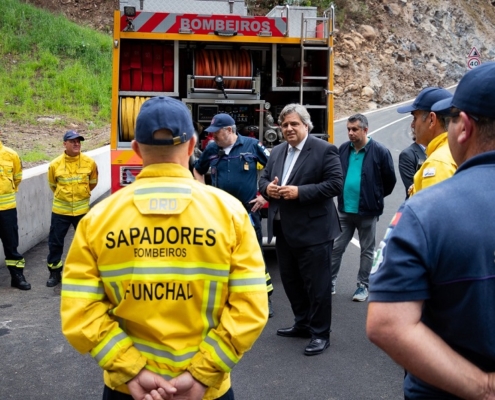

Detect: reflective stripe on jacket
0,141,22,211
60,163,267,399
48,152,98,215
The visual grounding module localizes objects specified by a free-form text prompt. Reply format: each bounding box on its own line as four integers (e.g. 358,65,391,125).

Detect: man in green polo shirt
331,114,396,301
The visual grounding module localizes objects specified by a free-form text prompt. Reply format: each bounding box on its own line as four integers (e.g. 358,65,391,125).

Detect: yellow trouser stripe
5,258,25,268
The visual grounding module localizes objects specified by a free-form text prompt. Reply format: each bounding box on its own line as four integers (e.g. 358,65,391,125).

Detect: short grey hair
419,110,449,131
347,113,368,129
435,114,450,131
278,103,314,132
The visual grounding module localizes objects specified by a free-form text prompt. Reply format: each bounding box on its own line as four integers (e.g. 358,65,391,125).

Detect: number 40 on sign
467,47,481,70
468,57,481,69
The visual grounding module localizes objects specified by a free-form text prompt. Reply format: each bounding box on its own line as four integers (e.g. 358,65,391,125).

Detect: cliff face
22,0,495,119
332,0,495,118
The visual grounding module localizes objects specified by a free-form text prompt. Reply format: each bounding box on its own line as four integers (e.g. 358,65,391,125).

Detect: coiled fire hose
120,96,150,141
194,49,252,89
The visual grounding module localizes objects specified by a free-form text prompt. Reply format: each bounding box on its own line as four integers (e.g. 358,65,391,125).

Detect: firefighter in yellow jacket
61,97,268,400
0,138,30,290
46,130,98,287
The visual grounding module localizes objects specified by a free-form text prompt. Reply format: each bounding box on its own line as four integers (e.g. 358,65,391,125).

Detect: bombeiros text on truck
110,0,336,192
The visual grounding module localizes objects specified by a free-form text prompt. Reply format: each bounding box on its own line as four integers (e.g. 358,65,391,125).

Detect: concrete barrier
0,145,111,266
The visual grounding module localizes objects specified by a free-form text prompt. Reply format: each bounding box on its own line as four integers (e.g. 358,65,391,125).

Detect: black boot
46,268,62,287
7,266,31,290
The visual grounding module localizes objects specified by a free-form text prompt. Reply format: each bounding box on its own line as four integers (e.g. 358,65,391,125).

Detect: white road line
0,320,12,329
368,114,411,136
335,83,457,123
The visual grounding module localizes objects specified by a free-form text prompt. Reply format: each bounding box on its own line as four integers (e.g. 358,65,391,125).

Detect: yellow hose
120,97,151,141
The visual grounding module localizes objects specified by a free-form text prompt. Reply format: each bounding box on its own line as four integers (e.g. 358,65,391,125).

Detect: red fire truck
110,0,335,193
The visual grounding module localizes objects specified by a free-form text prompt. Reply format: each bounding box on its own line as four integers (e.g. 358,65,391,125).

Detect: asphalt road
0,102,417,400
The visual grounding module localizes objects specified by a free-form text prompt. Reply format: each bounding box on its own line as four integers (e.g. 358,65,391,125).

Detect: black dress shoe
304,338,330,356
276,326,312,338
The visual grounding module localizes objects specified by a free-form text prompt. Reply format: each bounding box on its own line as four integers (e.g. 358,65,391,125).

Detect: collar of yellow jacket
63,152,81,163
136,163,193,180
426,132,448,157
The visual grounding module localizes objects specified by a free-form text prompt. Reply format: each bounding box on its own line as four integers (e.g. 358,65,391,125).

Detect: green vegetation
332,0,371,28
20,144,51,163
0,0,112,126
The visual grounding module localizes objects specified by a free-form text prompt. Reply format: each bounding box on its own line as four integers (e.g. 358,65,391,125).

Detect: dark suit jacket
398,142,426,198
259,135,343,248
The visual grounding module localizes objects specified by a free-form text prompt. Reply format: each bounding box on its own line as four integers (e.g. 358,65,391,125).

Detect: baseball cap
397,87,453,114
432,62,495,118
63,130,85,141
204,113,236,133
135,97,194,145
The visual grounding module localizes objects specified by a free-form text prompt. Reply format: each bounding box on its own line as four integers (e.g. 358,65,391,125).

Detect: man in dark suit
259,104,343,356
398,139,426,199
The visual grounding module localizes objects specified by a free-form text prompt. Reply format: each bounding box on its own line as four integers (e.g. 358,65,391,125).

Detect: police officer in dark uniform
194,113,274,316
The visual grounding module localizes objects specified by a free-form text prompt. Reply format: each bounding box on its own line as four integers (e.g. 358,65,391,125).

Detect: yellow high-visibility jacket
0,140,22,211
48,152,98,215
61,163,268,399
410,132,457,196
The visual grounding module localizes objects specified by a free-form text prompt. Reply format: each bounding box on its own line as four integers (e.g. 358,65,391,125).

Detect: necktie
282,146,295,183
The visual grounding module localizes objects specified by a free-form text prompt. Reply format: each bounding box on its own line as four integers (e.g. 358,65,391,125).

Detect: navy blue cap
63,130,84,141
432,62,495,118
204,113,236,133
135,97,194,145
397,87,453,114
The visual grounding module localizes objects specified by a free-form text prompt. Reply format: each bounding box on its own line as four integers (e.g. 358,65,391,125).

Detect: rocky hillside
20,0,495,119
332,0,495,118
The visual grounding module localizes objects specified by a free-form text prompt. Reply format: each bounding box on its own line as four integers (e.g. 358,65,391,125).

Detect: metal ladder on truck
298,6,335,143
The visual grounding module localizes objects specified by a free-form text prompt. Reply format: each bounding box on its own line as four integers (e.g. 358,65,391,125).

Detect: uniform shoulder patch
423,167,436,178
370,212,402,275
258,142,270,157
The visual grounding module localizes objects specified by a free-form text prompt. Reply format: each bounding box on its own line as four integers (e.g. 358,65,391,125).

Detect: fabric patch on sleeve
422,168,436,178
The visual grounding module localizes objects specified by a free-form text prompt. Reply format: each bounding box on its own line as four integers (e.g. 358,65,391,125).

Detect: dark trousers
0,208,23,260
47,212,85,266
274,220,333,339
102,385,235,400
